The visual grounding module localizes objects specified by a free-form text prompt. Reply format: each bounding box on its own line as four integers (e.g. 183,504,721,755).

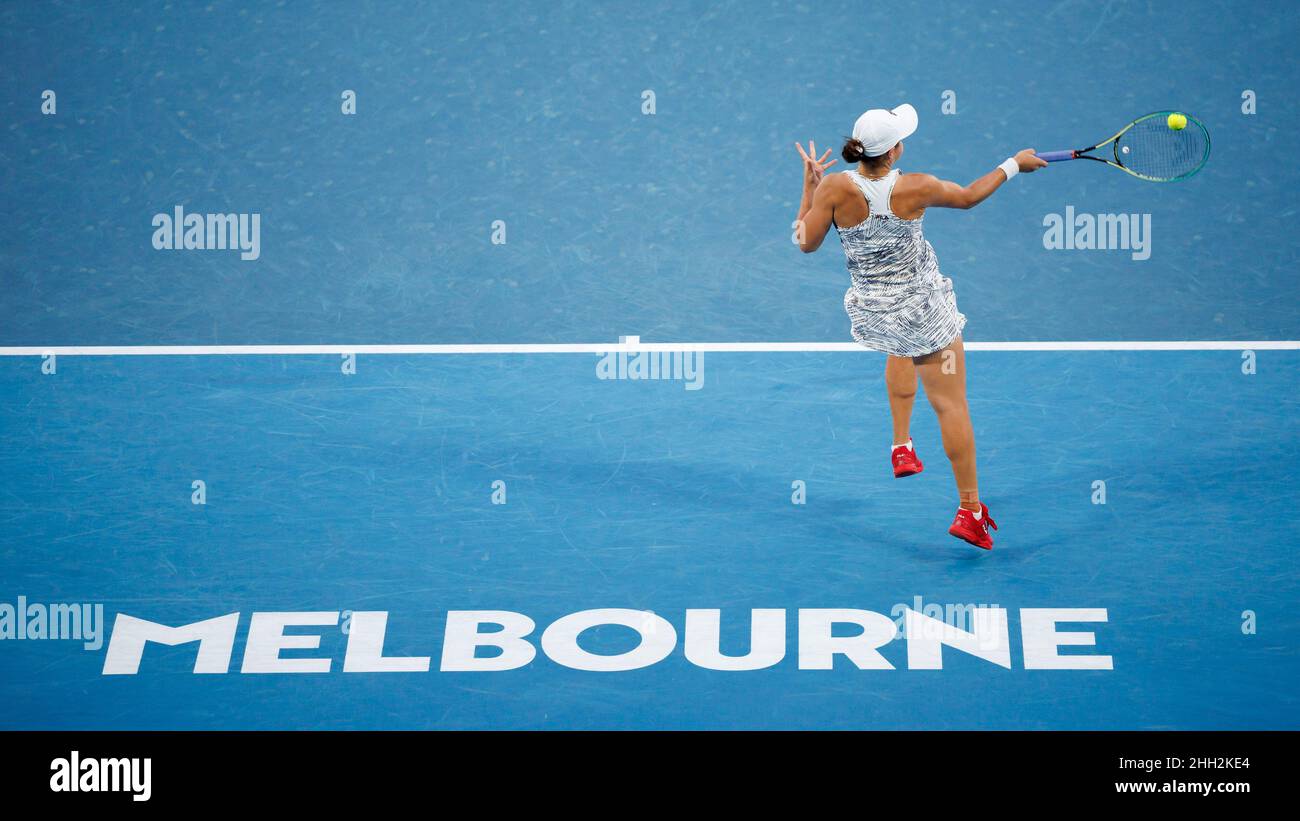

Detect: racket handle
1036,150,1077,162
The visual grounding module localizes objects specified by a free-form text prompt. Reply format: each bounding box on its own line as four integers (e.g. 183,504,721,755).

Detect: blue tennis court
1,0,1297,730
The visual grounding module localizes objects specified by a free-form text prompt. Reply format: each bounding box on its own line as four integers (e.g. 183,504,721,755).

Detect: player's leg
913,337,977,508
914,336,996,548
885,355,917,444
885,354,924,477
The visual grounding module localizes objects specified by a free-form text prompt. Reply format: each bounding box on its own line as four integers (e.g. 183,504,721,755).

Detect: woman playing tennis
794,103,1046,549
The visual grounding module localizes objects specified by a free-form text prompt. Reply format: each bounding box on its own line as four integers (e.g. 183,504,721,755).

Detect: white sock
892,440,913,453
961,505,982,520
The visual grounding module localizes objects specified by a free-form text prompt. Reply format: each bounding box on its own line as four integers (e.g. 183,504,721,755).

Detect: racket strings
1115,117,1210,181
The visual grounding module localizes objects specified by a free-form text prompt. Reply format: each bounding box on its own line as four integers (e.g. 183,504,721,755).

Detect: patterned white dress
836,169,966,357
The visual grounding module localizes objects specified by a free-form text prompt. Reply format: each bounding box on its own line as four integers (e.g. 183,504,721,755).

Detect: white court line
0,341,1297,356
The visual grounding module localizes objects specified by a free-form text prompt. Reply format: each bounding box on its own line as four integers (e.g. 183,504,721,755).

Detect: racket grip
1035,150,1076,162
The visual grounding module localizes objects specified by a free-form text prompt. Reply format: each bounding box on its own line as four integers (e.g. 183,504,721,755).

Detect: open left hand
795,140,837,188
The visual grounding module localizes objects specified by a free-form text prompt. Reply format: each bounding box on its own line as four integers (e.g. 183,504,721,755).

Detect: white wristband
999,157,1019,180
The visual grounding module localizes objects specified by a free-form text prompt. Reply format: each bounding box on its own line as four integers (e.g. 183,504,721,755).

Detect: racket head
1109,111,1211,182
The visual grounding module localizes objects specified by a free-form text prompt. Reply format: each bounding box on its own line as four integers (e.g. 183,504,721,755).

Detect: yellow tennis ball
1167,113,1188,130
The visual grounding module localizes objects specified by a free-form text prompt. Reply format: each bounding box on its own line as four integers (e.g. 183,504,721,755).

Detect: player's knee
927,394,968,417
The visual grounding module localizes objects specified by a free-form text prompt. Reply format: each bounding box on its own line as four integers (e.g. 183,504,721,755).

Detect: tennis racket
1036,111,1210,182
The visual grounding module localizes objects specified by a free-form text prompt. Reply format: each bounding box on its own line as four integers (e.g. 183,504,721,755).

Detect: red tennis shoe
949,503,997,550
891,440,924,478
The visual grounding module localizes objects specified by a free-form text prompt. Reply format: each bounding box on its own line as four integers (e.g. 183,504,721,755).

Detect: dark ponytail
842,137,868,164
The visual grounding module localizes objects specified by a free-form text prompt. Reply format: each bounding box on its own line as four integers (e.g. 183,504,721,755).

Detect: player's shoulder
896,172,941,191
898,171,939,183
822,171,856,189
816,171,855,199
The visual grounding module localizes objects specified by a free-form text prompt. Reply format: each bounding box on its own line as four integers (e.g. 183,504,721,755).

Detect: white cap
851,103,919,157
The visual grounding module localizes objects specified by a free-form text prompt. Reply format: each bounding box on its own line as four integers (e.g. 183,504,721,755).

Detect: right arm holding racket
912,149,1047,210
914,109,1213,199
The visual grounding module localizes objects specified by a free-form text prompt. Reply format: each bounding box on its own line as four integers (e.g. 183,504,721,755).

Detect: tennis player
794,103,1046,549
